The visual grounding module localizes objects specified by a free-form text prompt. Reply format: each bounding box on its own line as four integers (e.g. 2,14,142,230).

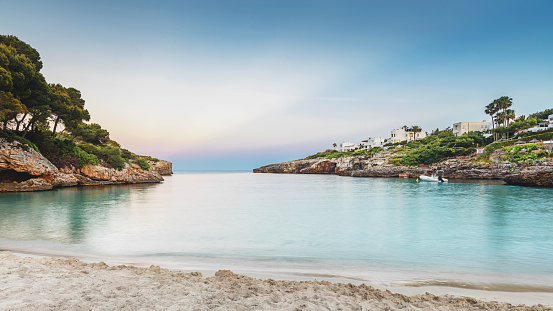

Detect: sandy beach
1,251,552,311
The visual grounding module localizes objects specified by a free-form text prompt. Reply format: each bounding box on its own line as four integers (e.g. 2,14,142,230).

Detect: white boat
419,174,448,182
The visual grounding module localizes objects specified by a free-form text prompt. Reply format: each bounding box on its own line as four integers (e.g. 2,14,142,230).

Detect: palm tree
495,111,505,127
505,109,516,127
494,96,513,127
410,125,422,141
485,102,498,129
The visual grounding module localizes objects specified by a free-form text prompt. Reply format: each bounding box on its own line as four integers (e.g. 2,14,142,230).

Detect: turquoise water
1,171,553,290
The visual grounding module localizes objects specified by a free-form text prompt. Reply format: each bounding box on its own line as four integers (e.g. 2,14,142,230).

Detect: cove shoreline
1,248,553,310
253,157,553,187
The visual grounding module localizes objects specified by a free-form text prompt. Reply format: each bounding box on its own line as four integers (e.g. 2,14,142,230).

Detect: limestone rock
0,138,167,192
80,164,113,181
0,139,58,176
0,178,53,192
504,166,553,187
299,160,336,174
150,160,173,175
111,165,164,183
489,149,504,162
442,163,514,179
253,160,320,174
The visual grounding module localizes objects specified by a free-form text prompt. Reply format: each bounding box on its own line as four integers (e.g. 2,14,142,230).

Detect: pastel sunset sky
2,0,552,169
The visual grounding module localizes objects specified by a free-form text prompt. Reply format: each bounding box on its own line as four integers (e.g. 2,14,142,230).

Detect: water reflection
0,184,159,244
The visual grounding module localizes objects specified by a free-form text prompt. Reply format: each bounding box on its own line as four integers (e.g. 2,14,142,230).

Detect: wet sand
1,251,552,310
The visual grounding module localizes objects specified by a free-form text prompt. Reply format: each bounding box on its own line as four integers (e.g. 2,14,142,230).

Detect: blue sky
2,0,553,169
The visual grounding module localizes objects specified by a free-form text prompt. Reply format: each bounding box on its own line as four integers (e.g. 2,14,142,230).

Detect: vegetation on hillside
393,130,488,166
0,35,155,171
303,100,553,167
302,147,384,160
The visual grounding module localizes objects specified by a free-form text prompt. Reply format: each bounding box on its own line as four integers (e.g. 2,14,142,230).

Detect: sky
1,0,553,170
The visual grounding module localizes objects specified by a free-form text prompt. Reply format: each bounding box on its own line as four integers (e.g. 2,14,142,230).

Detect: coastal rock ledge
504,165,553,187
255,157,553,187
0,138,169,192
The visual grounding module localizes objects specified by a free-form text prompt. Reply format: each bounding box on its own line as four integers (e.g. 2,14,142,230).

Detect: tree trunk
21,118,35,138
52,116,60,138
15,113,27,131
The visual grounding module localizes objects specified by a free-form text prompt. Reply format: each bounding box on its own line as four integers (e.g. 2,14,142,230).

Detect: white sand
1,251,551,310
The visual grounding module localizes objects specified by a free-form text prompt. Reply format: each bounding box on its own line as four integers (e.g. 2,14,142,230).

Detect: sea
1,171,553,292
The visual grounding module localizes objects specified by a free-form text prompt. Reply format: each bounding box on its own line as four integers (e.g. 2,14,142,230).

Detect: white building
526,114,553,133
359,137,386,149
389,128,427,143
452,121,492,137
339,142,358,152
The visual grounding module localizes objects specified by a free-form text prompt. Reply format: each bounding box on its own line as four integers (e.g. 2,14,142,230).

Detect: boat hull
419,175,448,182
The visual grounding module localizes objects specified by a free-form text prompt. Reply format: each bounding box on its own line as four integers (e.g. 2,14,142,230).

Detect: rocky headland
254,153,553,187
0,138,172,192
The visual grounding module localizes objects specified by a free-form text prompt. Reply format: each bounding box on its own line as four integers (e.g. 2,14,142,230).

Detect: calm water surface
1,171,553,290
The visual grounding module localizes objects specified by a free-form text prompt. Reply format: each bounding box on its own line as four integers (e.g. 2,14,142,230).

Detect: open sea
1,171,553,292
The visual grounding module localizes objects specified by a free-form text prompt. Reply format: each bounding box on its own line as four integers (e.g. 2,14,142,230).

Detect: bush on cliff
482,130,553,159
135,158,150,170
79,142,125,170
25,131,98,168
303,147,384,160
501,144,548,163
395,130,482,166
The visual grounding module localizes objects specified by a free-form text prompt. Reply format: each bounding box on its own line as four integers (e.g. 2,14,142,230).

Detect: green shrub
107,155,125,170
22,131,98,168
303,147,386,160
72,146,99,167
139,155,159,162
79,142,125,170
135,158,150,170
302,149,338,160
121,148,133,160
393,131,480,166
501,144,549,163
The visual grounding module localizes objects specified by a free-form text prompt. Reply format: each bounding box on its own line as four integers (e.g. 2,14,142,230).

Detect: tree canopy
0,35,90,137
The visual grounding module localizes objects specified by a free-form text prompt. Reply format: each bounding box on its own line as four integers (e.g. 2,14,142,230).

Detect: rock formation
504,165,553,187
0,139,58,177
253,155,549,186
253,160,321,174
150,160,173,175
0,138,166,192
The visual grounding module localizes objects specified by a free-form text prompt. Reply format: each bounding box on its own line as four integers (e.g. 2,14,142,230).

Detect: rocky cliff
0,138,166,192
150,160,173,176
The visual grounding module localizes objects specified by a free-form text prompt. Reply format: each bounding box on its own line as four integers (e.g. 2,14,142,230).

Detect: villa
452,121,492,136
360,137,386,149
389,128,427,143
338,142,357,152
526,114,553,133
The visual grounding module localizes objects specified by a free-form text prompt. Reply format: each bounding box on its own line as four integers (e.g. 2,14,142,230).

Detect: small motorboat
419,170,448,183
419,175,448,182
